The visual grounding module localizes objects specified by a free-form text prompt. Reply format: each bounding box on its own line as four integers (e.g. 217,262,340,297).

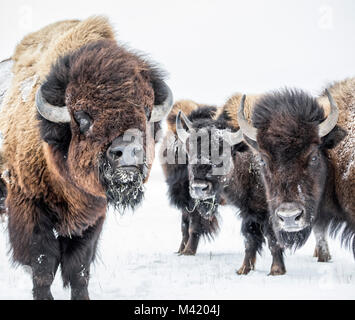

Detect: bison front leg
180,211,201,255
179,210,218,256
177,211,190,254
7,196,61,300
265,227,286,276
313,223,331,262
30,226,61,300
60,217,104,300
237,220,264,275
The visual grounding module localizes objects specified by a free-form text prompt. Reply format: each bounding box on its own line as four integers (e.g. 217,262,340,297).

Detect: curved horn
176,110,192,143
150,82,174,122
318,89,339,137
222,129,244,146
35,88,71,123
237,94,257,141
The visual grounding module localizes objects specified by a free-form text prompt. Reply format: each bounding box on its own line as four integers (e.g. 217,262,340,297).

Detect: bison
161,95,333,275
0,16,173,299
237,79,354,257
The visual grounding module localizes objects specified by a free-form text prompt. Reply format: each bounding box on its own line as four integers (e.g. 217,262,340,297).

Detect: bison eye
309,155,319,165
74,111,92,134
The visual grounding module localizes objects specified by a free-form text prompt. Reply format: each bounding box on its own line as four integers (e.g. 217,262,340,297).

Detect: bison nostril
202,185,209,192
110,150,123,158
276,205,304,225
295,211,303,221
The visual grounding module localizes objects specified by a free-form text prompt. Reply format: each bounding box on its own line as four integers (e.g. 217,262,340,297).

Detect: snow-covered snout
188,162,217,201
99,133,147,211
106,134,146,175
189,179,213,200
186,158,227,218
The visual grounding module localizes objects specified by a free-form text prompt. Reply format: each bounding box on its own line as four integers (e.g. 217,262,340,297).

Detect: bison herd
0,16,353,299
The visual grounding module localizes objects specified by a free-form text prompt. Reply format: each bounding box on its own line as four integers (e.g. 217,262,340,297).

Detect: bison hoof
268,265,286,276
317,254,331,262
179,248,196,256
314,247,331,262
71,287,90,300
33,287,54,300
236,264,254,275
176,245,186,255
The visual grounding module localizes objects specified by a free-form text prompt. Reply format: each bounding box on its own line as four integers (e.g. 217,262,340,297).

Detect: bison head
237,90,346,249
175,107,244,219
37,40,172,211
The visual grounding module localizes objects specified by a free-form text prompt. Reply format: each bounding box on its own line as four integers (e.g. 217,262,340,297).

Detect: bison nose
189,180,213,200
276,203,305,231
106,136,142,168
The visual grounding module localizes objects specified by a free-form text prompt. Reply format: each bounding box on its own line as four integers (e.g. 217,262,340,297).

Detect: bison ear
38,55,72,154
40,55,71,107
151,78,167,107
321,125,347,149
149,76,173,122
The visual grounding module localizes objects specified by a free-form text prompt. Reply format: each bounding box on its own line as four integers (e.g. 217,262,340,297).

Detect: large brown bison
0,17,173,299
237,79,354,256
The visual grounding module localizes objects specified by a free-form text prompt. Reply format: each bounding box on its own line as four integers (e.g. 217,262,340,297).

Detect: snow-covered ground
0,159,354,300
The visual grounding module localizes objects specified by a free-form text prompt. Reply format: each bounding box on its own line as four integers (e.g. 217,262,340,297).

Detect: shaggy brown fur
0,18,114,239
222,92,332,130
0,16,167,299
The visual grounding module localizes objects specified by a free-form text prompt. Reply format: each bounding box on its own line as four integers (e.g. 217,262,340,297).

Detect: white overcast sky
0,0,354,106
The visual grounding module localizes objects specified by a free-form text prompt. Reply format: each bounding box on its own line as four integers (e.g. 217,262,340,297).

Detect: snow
0,159,354,300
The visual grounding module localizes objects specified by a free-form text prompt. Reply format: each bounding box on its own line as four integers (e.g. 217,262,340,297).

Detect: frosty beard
99,159,145,211
186,196,219,220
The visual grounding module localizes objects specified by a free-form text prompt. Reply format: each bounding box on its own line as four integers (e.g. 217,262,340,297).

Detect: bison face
237,90,346,249
255,146,326,248
175,111,243,219
37,40,172,211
